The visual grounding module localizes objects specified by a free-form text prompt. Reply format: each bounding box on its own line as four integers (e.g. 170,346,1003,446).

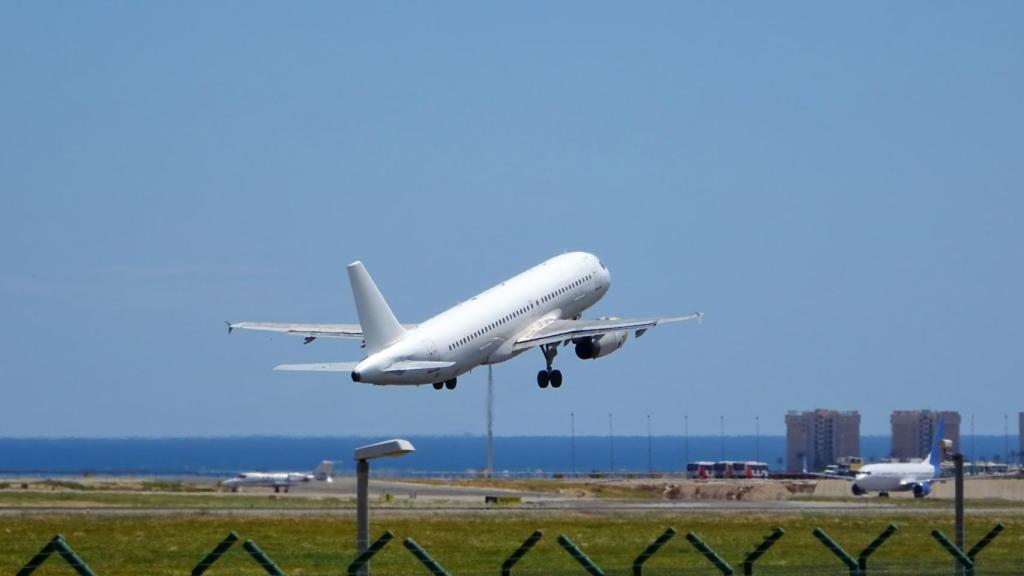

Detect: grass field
2,510,1022,575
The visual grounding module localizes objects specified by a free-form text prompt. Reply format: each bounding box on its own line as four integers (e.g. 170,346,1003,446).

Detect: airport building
1019,412,1023,464
785,409,860,472
890,410,960,460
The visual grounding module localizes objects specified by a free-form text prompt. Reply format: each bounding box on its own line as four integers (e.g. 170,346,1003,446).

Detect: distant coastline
0,436,1015,476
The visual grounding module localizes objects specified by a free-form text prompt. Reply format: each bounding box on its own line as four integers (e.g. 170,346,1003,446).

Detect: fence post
192,532,240,576
811,528,858,576
556,534,605,576
348,531,395,576
931,530,974,576
632,527,676,576
966,523,1005,565
858,524,897,575
741,528,785,575
502,530,543,576
242,539,288,576
17,534,97,576
685,531,734,576
403,537,451,576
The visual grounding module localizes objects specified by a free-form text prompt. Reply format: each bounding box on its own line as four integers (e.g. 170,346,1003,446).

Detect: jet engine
912,482,931,498
574,331,627,359
851,484,866,496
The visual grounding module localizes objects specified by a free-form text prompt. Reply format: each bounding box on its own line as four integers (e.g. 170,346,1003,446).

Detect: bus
685,461,715,479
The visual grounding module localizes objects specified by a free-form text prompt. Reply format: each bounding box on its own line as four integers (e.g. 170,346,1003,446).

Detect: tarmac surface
2,475,1022,517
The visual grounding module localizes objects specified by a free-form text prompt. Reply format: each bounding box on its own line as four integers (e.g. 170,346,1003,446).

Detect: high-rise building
890,410,960,460
785,409,860,472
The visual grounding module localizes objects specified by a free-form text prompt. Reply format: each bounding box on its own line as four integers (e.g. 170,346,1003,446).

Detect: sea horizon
0,435,1016,476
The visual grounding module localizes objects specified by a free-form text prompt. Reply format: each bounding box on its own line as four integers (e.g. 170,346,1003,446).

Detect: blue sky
1,2,1021,437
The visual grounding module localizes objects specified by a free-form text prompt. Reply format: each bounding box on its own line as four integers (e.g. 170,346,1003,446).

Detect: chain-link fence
14,522,1018,576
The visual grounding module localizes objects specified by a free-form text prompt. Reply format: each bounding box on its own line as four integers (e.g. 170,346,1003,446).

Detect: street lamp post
353,439,415,576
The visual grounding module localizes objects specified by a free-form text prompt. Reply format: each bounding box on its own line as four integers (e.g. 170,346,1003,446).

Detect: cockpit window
599,260,607,270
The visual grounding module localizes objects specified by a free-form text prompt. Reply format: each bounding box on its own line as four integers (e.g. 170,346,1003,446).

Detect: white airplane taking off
221,460,334,493
821,418,948,498
229,252,701,389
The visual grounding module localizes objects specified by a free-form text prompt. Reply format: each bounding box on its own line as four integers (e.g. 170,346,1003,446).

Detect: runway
2,475,1022,517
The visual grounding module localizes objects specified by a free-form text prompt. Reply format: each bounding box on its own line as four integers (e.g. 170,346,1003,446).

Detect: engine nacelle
574,331,627,359
912,482,931,498
851,484,866,496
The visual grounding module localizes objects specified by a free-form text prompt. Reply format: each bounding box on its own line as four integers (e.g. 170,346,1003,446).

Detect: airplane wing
273,360,454,373
274,362,361,372
806,472,855,481
512,312,702,351
227,321,418,341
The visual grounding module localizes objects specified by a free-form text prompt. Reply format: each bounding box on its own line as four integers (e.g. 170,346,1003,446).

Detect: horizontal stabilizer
274,362,360,372
383,360,455,372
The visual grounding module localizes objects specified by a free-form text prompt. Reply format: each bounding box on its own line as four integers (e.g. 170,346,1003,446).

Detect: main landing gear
537,343,563,389
432,378,457,390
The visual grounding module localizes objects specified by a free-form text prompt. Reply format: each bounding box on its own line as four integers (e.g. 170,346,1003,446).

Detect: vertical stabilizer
926,417,946,475
347,261,406,354
313,460,334,482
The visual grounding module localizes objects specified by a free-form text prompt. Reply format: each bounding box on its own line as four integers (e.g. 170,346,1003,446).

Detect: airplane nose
351,371,361,382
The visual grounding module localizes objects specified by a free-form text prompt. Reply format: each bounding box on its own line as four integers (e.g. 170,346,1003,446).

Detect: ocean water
0,436,1014,476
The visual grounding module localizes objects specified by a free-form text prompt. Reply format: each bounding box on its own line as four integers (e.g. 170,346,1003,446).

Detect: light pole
647,414,653,474
720,416,725,461
608,413,615,474
755,415,760,463
1005,414,1010,465
971,414,975,471
570,412,576,477
354,439,415,576
684,414,689,473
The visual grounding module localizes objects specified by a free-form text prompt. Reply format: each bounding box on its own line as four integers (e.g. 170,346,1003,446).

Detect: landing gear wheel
878,491,890,498
432,382,444,390
537,370,550,388
444,378,457,390
550,370,563,388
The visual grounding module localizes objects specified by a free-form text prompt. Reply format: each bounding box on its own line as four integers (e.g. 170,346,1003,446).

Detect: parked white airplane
229,252,701,389
221,460,334,493
820,419,948,498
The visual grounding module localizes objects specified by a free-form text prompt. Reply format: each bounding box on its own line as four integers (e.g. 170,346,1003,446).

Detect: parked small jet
221,460,334,493
820,419,948,498
229,252,701,389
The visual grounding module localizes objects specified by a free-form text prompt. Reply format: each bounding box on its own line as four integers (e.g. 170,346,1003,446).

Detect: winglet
226,321,234,335
697,312,704,325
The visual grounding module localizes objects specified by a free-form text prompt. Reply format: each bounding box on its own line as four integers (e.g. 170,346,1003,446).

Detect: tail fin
347,261,406,354
313,460,334,482
926,416,946,475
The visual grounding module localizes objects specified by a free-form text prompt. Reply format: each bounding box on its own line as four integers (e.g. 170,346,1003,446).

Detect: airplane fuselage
221,472,312,490
352,252,610,385
852,461,937,495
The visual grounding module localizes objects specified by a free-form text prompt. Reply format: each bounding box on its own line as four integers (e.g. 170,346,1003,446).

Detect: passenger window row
447,301,538,351
540,274,593,303
446,271,595,351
